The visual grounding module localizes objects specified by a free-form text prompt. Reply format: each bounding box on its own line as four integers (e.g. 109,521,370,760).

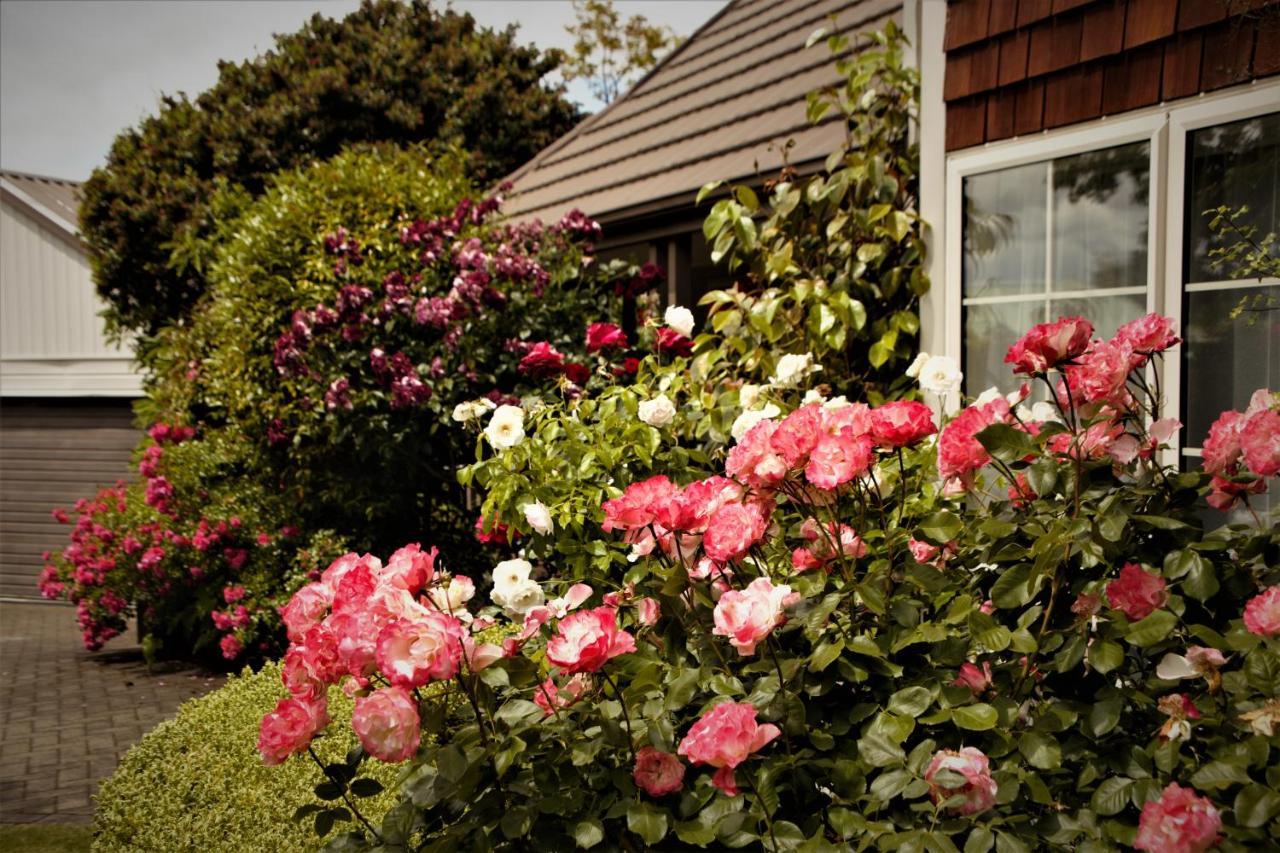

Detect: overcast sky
0,0,726,181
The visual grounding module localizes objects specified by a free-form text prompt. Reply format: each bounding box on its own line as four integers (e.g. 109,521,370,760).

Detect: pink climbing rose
633,746,685,797
257,695,329,766
1134,783,1222,853
545,606,636,674
1243,586,1280,638
351,686,421,763
923,747,998,816
712,577,795,656
677,701,780,796
1106,563,1168,621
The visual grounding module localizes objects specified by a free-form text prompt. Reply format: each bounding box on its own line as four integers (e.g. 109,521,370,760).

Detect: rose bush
264,311,1280,850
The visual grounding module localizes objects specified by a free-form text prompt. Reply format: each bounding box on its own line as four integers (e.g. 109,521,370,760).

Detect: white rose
491,558,533,595
484,404,525,449
739,383,763,410
918,355,962,395
638,394,677,427
973,386,1003,406
731,404,781,441
491,578,545,617
452,398,496,422
770,352,818,386
823,395,851,410
427,576,475,620
802,388,827,406
1028,401,1060,423
905,351,930,379
521,500,554,535
664,305,695,338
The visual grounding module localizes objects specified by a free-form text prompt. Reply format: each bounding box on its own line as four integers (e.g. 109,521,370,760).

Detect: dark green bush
81,0,580,337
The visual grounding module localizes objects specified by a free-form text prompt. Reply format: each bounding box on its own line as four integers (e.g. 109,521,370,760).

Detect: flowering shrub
266,311,1280,850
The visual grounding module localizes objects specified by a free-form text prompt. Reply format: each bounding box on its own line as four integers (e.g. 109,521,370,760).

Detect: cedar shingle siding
944,0,1280,150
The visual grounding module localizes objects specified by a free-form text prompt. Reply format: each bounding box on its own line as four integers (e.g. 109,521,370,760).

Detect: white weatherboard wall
0,198,141,397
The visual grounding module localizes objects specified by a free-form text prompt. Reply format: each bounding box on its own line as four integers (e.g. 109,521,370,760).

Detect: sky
0,0,727,181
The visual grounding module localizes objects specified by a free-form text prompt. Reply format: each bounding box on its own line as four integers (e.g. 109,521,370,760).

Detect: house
506,0,1279,477
0,171,141,599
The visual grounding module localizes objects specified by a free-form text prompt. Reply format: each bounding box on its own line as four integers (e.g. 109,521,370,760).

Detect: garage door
0,401,138,599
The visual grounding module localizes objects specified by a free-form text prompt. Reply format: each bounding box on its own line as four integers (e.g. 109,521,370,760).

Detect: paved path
0,601,224,824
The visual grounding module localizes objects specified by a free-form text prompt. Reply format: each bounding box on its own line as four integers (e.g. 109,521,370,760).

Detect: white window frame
941,79,1280,462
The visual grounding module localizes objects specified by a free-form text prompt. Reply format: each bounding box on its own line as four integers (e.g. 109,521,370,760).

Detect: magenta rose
869,400,938,448
1106,563,1168,621
1134,783,1222,853
924,747,998,815
1244,586,1280,638
677,702,780,796
1240,404,1279,478
257,695,329,766
545,606,637,674
1004,315,1094,375
352,686,421,763
585,322,628,353
633,746,685,797
712,577,795,656
376,610,466,687
518,341,566,377
1116,313,1180,356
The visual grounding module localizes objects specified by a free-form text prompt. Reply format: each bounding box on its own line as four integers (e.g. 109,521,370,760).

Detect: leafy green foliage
1204,204,1279,324
561,0,678,104
81,0,580,337
93,663,399,853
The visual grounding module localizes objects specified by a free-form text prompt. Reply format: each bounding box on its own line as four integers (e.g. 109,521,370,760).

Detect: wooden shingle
1176,0,1229,32
1124,0,1178,48
1080,0,1127,61
986,87,1020,141
946,0,992,50
987,0,1020,35
1102,43,1164,113
1200,18,1256,90
1014,78,1047,134
1017,0,1054,27
1162,31,1203,99
1044,63,1103,127
1028,13,1084,76
998,29,1031,85
1253,20,1280,76
946,95,989,149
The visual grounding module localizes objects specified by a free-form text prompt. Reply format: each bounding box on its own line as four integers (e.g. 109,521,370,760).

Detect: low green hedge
93,663,400,852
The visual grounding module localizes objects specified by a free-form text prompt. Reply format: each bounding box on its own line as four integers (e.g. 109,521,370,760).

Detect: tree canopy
81,0,580,338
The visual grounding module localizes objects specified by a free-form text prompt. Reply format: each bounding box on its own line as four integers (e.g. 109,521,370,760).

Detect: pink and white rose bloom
1134,783,1222,853
1106,563,1168,621
257,695,329,766
633,746,685,797
923,747,998,815
1243,586,1280,638
702,502,770,563
1004,315,1093,375
545,606,636,674
677,702,780,796
351,686,421,763
712,577,796,656
375,611,466,687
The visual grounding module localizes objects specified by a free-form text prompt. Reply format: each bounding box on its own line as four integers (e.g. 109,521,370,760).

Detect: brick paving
0,601,224,824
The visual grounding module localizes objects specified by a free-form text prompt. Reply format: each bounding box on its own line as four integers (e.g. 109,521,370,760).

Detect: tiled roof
504,0,902,226
0,170,82,237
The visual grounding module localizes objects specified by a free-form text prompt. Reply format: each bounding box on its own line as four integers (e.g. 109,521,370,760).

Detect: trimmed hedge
93,663,399,852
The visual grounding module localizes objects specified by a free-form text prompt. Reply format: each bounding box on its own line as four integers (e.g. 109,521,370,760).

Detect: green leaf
1132,514,1190,530
573,819,605,849
627,801,668,845
349,778,383,798
1088,695,1124,737
1018,731,1061,770
810,638,844,672
1234,784,1280,828
869,340,892,368
696,181,723,205
990,563,1041,609
888,686,934,717
1091,777,1133,816
1090,640,1124,674
1182,558,1219,602
952,704,998,731
858,731,906,767
1191,760,1251,790
314,781,343,801
1126,610,1177,647
965,828,995,853
917,511,963,545
975,423,1037,463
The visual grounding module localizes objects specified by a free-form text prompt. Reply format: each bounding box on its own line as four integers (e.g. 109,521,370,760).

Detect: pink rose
533,674,589,716
1004,315,1093,375
282,645,327,700
376,611,466,687
702,502,770,563
937,398,1012,482
585,322,627,353
655,327,694,357
805,432,875,490
923,747,997,815
1063,338,1134,407
258,696,329,766
712,577,795,656
1134,783,1222,853
791,518,866,572
1240,405,1279,478
677,702,780,796
726,420,789,490
1116,313,1180,356
351,686,421,763
769,405,825,469
602,475,679,533
546,606,637,674
869,400,938,449
1244,586,1280,638
382,543,436,593
637,597,661,626
1202,410,1244,476
1106,563,1168,621
1206,474,1265,511
633,747,685,797
952,661,992,696
518,341,566,377
219,634,244,660
656,475,743,534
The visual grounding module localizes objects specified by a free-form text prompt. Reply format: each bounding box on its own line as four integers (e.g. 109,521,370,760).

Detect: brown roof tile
504,0,898,224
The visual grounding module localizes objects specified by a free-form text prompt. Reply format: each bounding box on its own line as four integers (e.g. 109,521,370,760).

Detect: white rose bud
739,383,763,409
521,500,554,535
905,351,930,379
731,404,781,441
918,354,962,395
664,305,695,338
484,404,525,449
638,394,677,427
770,352,818,386
452,398,496,422
491,578,545,617
973,386,1003,406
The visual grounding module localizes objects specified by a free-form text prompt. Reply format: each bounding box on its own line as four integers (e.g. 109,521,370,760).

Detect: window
961,143,1150,393
945,83,1280,486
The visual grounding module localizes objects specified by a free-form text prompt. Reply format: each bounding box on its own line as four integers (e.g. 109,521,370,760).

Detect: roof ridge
512,113,844,218
0,169,81,189
649,0,818,77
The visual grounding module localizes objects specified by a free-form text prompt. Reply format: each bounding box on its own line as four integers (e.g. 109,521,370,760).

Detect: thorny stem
308,746,383,844
742,774,780,852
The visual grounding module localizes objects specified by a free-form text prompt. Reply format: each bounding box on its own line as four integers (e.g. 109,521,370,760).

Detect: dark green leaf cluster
80,0,580,337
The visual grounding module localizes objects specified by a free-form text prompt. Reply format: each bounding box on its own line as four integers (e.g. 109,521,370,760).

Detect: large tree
81,0,580,338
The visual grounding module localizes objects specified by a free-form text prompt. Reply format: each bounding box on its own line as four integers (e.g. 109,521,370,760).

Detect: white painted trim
0,178,80,241
0,358,143,398
1184,278,1280,293
962,286,1148,305
916,0,948,379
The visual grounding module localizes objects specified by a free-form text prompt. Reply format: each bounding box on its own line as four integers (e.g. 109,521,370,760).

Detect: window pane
963,163,1046,298
963,301,1044,394
1052,142,1150,291
1186,111,1280,283
1183,285,1280,446
1050,293,1148,340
